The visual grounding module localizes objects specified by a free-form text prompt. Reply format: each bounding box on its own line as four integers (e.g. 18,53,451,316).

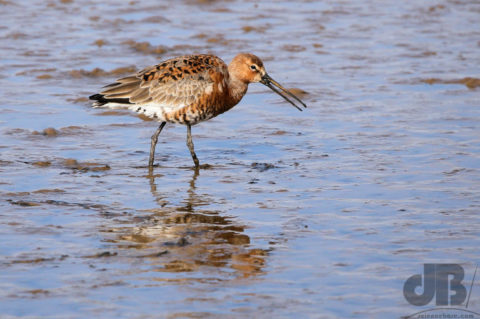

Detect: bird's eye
250,65,257,71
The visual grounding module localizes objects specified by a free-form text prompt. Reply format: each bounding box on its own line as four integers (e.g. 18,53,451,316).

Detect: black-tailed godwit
89,53,307,169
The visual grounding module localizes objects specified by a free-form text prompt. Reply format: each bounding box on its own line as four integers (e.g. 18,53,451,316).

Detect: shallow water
1,0,480,318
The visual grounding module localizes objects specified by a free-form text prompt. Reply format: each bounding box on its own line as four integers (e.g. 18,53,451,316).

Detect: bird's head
230,53,307,111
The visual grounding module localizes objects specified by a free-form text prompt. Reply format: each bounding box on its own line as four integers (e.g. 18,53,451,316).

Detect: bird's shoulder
138,54,228,86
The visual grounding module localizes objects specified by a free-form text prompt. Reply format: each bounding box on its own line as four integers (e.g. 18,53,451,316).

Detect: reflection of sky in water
0,0,480,317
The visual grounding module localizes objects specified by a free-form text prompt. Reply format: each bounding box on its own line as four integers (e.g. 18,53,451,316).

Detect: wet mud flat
1,0,480,318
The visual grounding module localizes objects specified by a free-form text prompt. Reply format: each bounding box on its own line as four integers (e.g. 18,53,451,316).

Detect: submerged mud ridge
23,157,111,172
123,39,206,56
421,77,480,89
70,66,138,78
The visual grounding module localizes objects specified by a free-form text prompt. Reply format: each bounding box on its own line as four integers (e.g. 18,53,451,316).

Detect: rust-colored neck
226,60,249,108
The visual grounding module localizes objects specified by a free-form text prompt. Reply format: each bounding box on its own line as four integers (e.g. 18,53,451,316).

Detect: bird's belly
129,103,220,125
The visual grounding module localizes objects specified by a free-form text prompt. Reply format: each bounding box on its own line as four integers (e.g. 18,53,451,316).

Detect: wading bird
89,53,306,169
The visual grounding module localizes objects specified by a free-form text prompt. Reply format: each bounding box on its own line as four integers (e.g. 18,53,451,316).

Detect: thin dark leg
149,122,166,168
186,124,200,168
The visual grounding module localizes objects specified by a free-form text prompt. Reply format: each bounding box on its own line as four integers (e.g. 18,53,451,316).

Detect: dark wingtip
88,93,132,107
89,93,104,101
89,93,109,107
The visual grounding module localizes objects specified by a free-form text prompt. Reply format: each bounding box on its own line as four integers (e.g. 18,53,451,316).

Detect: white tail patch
92,102,131,109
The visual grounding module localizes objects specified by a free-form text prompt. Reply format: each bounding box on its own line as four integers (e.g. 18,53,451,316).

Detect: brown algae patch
241,25,266,33
420,51,436,56
211,7,232,13
162,260,196,272
36,74,53,80
60,158,110,171
59,125,88,134
32,189,66,194
63,158,80,168
141,16,171,24
33,127,59,137
282,44,307,52
403,50,438,58
421,77,480,89
16,68,57,76
25,289,50,296
205,34,230,45
69,66,137,78
12,257,55,264
32,161,52,167
428,4,446,12
84,251,118,258
93,39,107,47
6,32,28,39
7,200,40,207
190,32,231,46
42,127,58,136
32,126,89,137
4,191,31,197
122,40,168,55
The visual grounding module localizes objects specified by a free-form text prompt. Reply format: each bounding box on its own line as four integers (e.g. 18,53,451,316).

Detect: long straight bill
261,74,307,111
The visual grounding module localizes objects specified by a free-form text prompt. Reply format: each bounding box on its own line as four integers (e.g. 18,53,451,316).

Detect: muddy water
1,0,480,318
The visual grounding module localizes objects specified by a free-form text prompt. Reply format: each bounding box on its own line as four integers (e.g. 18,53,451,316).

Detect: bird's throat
226,77,248,108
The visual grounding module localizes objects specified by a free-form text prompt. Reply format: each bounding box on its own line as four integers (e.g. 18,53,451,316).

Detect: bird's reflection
102,168,267,278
